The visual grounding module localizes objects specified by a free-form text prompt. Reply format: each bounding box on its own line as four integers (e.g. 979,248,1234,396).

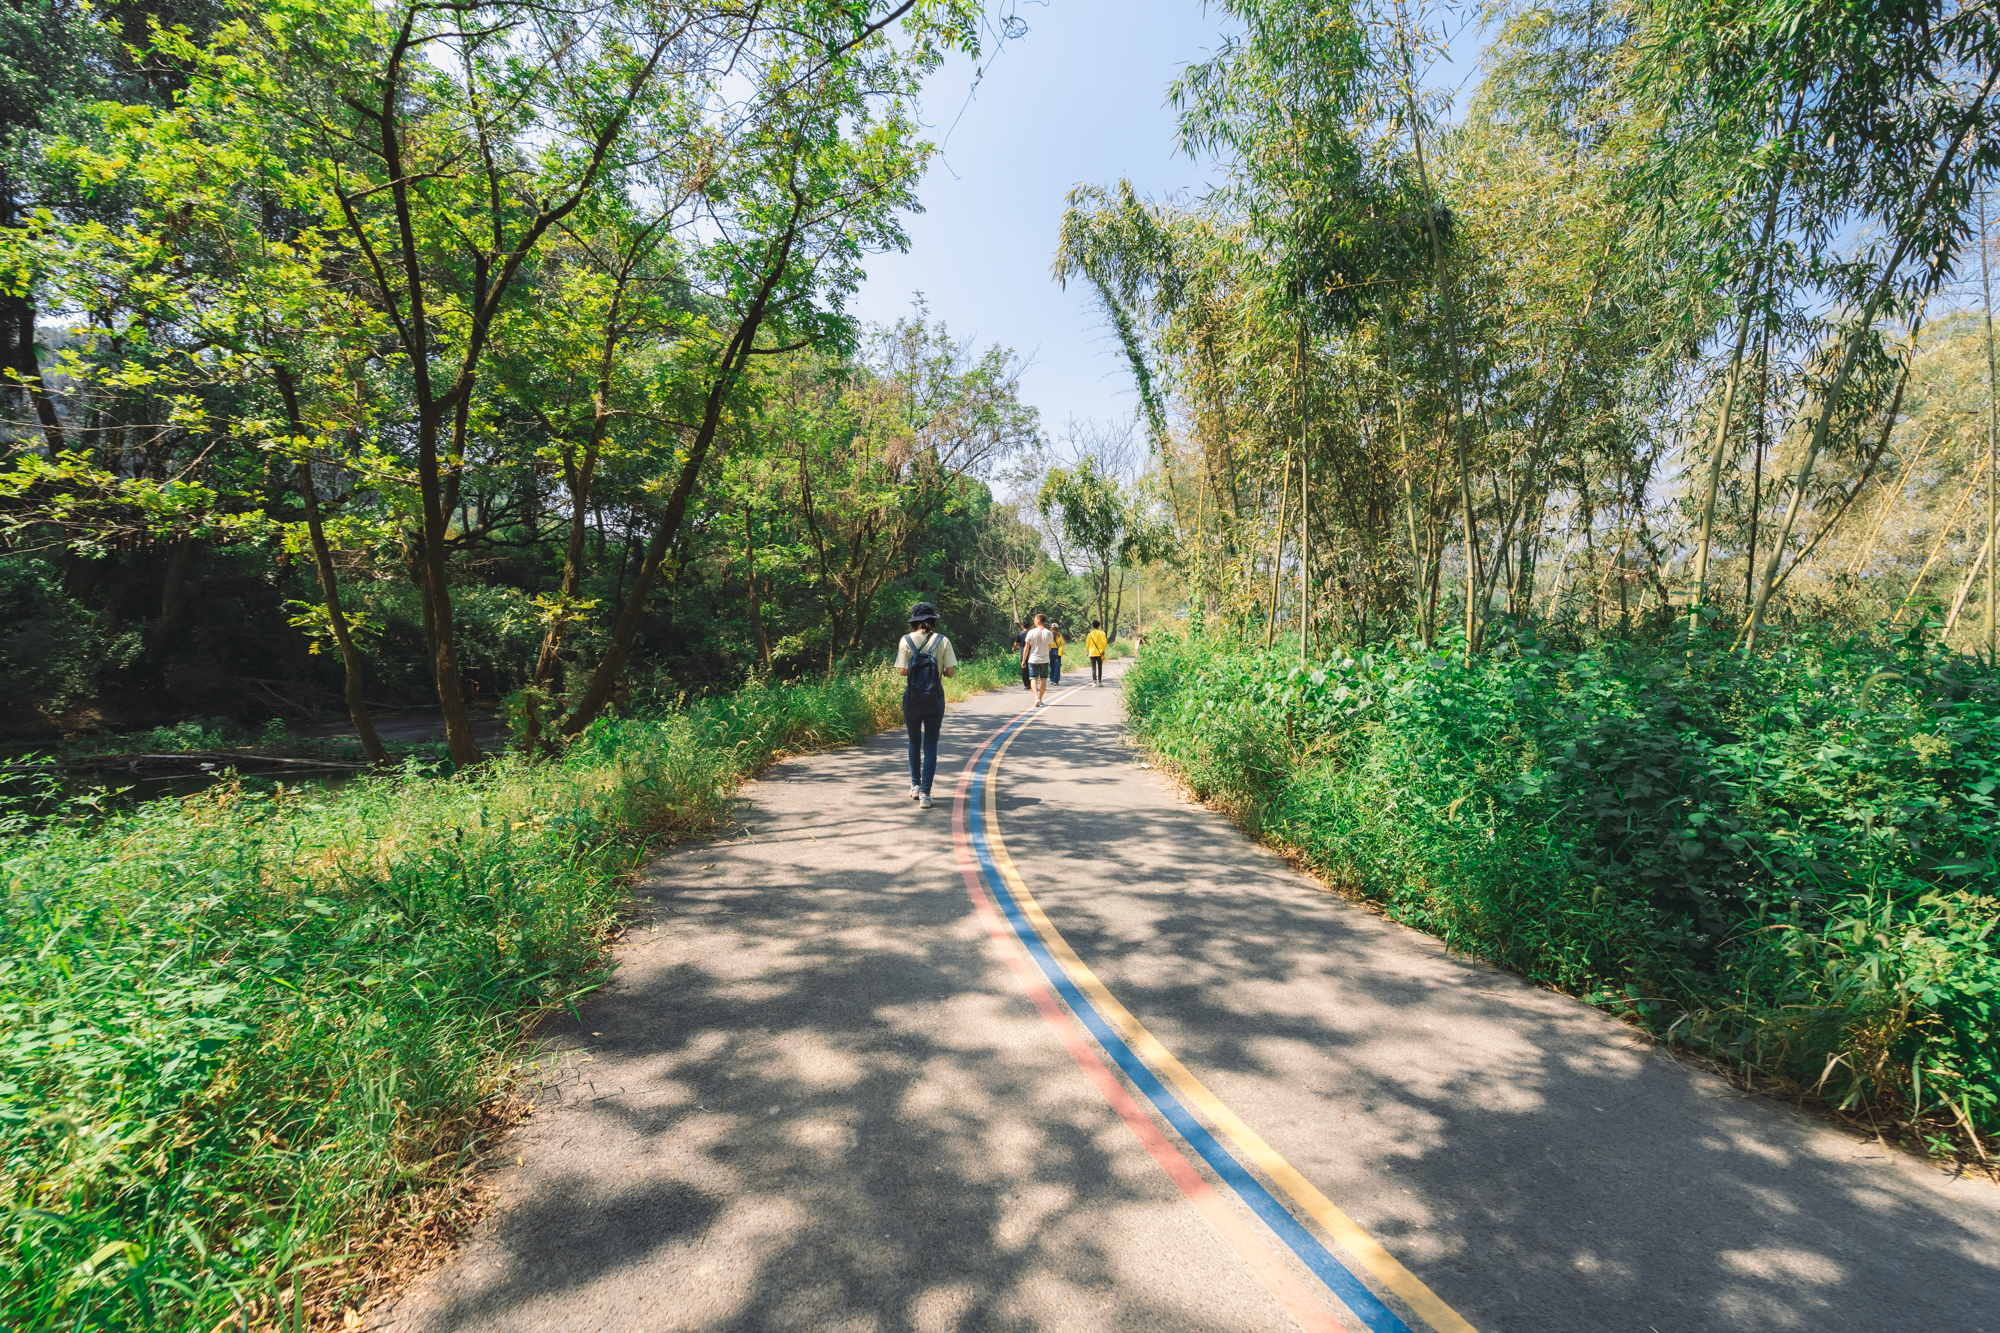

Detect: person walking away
896,602,957,809
1048,624,1065,685
1085,621,1108,685
1023,614,1055,708
1011,620,1031,690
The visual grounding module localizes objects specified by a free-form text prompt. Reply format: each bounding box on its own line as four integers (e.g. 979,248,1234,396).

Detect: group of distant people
1009,614,1108,705
891,602,1110,811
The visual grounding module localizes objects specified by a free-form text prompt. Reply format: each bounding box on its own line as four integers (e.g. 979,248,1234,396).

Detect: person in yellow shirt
1084,621,1109,685
1048,624,1066,685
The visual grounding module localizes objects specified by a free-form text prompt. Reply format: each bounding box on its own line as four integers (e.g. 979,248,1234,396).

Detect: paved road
376,666,2000,1332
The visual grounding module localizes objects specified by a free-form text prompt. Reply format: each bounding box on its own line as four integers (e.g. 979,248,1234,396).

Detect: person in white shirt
1022,613,1056,708
895,601,958,809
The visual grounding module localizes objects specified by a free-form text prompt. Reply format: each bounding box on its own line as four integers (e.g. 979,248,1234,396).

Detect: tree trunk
415,468,482,762
562,201,807,736
0,158,65,452
532,440,597,693
299,461,389,764
746,502,769,669
147,535,198,656
276,367,387,763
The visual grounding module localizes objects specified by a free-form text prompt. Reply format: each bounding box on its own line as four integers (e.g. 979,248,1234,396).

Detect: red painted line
950,719,1349,1333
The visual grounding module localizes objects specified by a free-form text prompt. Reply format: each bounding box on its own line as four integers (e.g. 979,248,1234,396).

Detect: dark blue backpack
904,632,944,710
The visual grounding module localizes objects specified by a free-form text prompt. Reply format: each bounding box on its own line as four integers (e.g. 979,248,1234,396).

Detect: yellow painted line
985,699,1478,1333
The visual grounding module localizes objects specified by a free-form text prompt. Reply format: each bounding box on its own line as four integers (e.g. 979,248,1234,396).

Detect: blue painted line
969,710,1416,1333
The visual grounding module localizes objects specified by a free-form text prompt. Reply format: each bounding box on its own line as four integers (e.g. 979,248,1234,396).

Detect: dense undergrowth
0,658,1011,1330
1125,629,2000,1154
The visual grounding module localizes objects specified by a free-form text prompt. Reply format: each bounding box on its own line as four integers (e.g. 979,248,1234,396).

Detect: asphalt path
375,663,2000,1332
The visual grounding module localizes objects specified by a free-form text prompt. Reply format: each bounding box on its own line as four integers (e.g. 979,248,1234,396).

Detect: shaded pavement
373,664,2000,1332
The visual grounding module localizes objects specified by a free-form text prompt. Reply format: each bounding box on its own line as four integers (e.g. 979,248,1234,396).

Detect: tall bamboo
1947,536,1989,635
1745,80,1995,649
1982,183,1998,660
1301,435,1311,664
1690,252,1776,632
1845,421,1941,575
1386,322,1430,646
1891,473,1980,627
1393,0,1479,658
1267,452,1290,647
1692,106,1794,637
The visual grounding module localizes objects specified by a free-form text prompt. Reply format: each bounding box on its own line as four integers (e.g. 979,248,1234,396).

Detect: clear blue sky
853,1,1490,441
852,1,1232,438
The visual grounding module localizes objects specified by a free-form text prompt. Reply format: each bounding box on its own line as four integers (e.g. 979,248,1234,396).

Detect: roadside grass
0,659,1012,1331
1123,629,2000,1161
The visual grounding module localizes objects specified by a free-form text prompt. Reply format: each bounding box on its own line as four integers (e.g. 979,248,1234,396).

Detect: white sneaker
911,785,922,801
919,792,934,809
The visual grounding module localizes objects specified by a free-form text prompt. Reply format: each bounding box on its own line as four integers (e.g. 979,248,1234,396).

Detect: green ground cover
1124,630,2000,1154
0,659,1011,1331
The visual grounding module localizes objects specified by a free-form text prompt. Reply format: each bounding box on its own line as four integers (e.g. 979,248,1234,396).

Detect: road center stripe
961,689,1477,1333
952,711,1350,1333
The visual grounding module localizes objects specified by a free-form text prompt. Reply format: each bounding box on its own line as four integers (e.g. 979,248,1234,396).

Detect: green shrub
0,560,140,714
1124,629,2000,1146
0,659,1013,1329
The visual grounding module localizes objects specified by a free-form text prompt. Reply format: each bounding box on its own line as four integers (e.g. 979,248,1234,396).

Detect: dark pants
1090,655,1104,682
1020,660,1032,689
905,702,943,793
1049,653,1061,685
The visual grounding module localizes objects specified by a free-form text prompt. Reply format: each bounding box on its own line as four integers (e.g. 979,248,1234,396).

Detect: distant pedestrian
1085,621,1108,685
1048,623,1065,685
1023,613,1055,708
896,601,958,810
1011,620,1032,690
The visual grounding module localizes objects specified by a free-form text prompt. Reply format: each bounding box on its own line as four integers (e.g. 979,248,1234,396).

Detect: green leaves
1126,627,2000,1146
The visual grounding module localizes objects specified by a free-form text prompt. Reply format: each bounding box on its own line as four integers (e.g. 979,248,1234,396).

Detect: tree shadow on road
379,681,2000,1333
1009,687,2000,1333
379,702,1292,1333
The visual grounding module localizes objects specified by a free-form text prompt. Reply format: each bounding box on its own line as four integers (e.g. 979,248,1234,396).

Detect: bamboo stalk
1744,78,1996,649
1692,286,1770,627
1392,0,1478,657
1267,452,1290,648
1946,535,1988,636
1845,420,1941,575
1692,104,1794,638
1982,183,1999,660
1765,342,1918,600
1891,474,1981,627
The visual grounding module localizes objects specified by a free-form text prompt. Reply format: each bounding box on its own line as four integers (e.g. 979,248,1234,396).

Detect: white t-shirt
1023,626,1055,664
895,631,958,672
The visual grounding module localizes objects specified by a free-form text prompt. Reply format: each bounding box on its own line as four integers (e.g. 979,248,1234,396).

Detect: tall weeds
0,659,1011,1330
1125,631,2000,1154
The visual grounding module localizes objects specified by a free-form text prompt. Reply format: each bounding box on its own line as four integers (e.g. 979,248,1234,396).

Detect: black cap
907,601,939,624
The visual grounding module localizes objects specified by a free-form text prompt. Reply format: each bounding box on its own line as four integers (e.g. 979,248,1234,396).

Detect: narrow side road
375,665,2000,1333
